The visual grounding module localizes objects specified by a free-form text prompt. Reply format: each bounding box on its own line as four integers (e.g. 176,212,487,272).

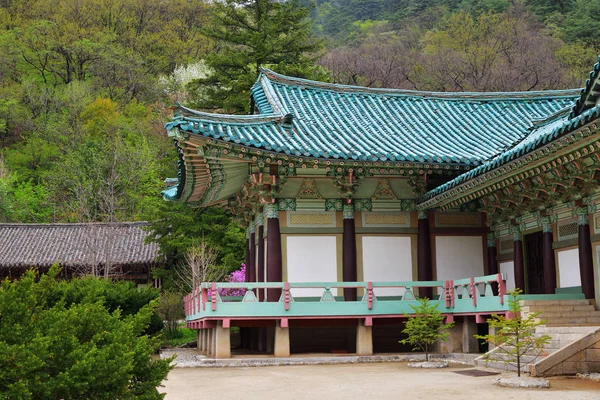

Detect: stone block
274,326,290,358
562,361,587,375
356,323,373,356
585,348,600,362
215,321,231,359
565,351,585,362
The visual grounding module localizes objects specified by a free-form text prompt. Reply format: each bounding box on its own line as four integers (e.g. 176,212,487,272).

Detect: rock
493,377,550,389
407,361,448,369
576,373,600,382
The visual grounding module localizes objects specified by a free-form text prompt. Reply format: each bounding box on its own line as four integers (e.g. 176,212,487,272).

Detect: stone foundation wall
531,328,600,376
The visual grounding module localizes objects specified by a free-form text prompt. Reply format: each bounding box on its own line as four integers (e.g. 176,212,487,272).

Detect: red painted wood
470,276,477,307
257,224,265,301
579,223,595,299
202,287,208,311
280,318,288,328
223,319,230,328
417,216,433,299
284,282,290,311
211,282,217,311
367,281,373,310
497,273,505,305
514,239,525,291
542,231,556,294
364,317,373,326
249,231,256,283
266,216,282,302
343,216,357,301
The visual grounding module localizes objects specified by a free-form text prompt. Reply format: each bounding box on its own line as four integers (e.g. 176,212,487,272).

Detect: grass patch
163,325,197,348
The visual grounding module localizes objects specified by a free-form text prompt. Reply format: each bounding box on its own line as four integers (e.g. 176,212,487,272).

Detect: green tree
475,289,551,377
562,0,600,47
0,267,171,399
188,0,325,113
399,297,454,361
147,205,245,282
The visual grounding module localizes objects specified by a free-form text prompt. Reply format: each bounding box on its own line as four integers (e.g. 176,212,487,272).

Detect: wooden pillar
487,232,498,295
417,211,433,299
577,208,595,299
542,219,557,295
343,203,357,301
257,214,265,302
513,227,525,292
244,228,251,283
248,222,256,283
266,203,282,302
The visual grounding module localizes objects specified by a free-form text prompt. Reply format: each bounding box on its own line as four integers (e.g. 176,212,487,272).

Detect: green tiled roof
421,104,600,203
167,69,579,166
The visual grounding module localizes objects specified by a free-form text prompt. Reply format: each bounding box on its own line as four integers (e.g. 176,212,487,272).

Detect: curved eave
418,105,600,210
570,56,600,118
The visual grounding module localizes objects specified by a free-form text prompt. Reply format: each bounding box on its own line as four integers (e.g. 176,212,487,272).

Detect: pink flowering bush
218,264,247,297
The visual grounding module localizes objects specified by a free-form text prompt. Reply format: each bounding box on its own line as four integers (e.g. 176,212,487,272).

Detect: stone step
525,310,600,319
538,317,600,325
536,326,600,334
520,300,592,307
521,305,596,314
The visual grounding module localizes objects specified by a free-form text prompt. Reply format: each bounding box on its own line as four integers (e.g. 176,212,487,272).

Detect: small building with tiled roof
165,58,600,363
0,222,161,283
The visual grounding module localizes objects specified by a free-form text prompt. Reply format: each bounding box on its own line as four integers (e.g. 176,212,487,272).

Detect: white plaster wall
499,261,515,292
557,249,581,288
435,236,484,281
362,236,412,297
286,236,337,297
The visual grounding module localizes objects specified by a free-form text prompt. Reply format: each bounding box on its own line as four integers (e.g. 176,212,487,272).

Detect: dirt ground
161,363,600,400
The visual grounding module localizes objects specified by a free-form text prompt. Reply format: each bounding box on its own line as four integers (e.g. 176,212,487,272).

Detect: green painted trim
553,238,578,250
555,286,583,295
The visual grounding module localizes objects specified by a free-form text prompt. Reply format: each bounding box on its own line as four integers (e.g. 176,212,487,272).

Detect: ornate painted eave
164,71,582,208
418,105,600,212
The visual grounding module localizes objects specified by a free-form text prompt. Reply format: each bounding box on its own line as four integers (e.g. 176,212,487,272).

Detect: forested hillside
0,0,598,269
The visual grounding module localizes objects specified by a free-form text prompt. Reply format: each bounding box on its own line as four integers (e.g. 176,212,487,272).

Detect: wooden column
266,203,282,302
256,214,265,302
342,203,357,301
513,227,525,292
577,208,595,299
417,211,433,299
487,232,498,295
244,229,251,283
541,218,557,295
248,222,256,283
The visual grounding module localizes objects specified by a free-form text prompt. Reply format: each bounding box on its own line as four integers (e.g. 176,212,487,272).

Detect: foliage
156,290,185,338
147,205,245,273
218,264,247,297
399,297,454,361
163,325,197,348
0,266,171,399
174,238,228,293
475,289,551,377
188,0,325,113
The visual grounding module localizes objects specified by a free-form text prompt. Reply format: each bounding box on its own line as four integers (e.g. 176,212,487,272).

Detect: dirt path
161,363,600,400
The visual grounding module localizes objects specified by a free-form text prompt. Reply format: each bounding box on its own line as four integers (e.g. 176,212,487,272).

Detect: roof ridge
259,68,582,101
173,103,283,123
0,222,151,228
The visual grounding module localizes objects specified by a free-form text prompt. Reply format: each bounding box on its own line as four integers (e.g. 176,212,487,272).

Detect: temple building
165,59,600,360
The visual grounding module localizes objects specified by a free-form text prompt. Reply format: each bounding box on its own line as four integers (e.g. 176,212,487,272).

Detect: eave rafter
423,121,600,214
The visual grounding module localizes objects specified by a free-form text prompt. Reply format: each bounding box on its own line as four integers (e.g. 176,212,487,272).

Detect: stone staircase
475,299,600,374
